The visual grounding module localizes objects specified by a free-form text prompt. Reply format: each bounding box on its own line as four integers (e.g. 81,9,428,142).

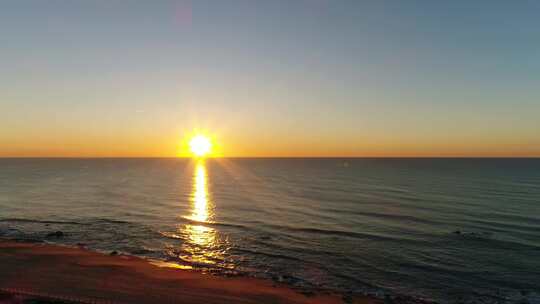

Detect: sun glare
189,135,212,157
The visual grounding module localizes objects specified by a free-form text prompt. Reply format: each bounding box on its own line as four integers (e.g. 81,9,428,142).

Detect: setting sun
189,135,212,157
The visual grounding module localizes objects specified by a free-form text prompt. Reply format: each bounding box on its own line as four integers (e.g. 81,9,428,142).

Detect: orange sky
1,128,538,158
1,2,539,158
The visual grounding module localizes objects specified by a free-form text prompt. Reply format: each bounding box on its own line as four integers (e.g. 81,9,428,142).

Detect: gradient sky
1,0,539,157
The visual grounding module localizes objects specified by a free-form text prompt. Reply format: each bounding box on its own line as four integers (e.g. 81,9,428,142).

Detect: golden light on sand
189,135,212,157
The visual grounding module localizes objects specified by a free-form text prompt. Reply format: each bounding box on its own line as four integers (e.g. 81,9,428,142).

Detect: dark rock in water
131,248,154,255
46,231,64,238
341,292,356,304
342,293,353,304
390,295,436,304
384,294,394,304
453,230,461,235
110,250,118,256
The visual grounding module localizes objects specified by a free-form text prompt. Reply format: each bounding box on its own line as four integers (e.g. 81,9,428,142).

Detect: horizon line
1,156,539,159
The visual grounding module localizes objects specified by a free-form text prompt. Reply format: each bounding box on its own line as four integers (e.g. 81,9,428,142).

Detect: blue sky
1,1,539,156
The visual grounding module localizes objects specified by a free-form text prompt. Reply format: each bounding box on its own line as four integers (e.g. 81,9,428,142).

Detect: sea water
0,158,539,303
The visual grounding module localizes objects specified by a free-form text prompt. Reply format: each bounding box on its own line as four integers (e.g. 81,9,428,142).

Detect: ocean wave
232,247,307,263
91,218,132,225
265,224,422,243
0,218,85,225
319,208,441,225
178,217,248,229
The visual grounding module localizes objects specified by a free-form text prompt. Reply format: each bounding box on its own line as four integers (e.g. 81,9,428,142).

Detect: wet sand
0,241,377,304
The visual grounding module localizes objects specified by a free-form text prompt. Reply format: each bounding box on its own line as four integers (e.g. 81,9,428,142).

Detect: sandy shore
0,240,378,304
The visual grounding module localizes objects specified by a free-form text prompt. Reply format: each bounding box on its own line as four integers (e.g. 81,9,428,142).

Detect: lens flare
189,135,212,157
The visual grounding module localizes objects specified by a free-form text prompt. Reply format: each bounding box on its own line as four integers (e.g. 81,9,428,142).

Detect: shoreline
0,240,379,304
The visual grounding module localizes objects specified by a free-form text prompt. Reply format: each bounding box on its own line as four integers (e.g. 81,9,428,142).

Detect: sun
189,135,212,157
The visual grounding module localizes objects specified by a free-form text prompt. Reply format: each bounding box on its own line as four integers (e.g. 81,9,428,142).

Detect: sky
1,0,539,157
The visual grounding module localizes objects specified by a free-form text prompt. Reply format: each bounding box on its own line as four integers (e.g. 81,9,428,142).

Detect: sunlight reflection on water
177,160,228,267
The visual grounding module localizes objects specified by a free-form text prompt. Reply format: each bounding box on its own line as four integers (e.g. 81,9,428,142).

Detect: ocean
0,158,539,303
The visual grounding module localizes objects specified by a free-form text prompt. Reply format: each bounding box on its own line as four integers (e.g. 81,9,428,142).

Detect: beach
0,240,373,304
